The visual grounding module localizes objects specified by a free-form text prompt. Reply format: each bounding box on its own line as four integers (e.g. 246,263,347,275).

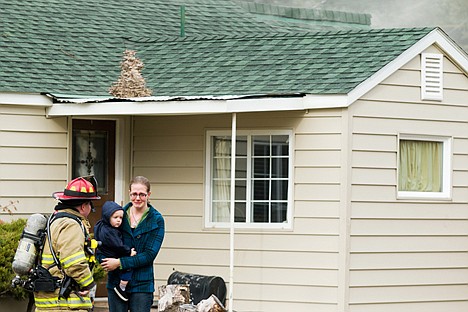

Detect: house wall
3,45,467,312
347,46,468,311
0,104,67,220
132,109,346,312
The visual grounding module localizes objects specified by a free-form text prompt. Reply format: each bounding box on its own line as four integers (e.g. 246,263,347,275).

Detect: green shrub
0,218,29,300
93,262,106,283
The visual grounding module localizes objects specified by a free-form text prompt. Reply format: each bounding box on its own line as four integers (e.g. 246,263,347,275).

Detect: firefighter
34,176,100,311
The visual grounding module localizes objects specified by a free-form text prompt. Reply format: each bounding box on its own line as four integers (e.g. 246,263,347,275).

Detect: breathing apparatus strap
21,230,45,245
45,212,92,299
46,212,88,271
46,214,60,270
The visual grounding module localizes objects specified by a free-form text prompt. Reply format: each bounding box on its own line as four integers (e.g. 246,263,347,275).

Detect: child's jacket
94,201,132,259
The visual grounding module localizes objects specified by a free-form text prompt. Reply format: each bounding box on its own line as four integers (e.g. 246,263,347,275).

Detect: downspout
229,112,237,312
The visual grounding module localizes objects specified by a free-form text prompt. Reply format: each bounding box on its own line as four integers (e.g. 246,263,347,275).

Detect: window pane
253,135,270,156
236,158,247,178
253,203,269,222
271,180,288,200
253,158,270,178
72,130,108,193
213,158,230,179
212,202,230,222
271,158,288,178
213,136,231,156
272,135,289,156
236,136,247,156
399,140,442,192
271,203,287,223
235,202,246,222
235,180,246,200
253,180,269,200
213,180,230,200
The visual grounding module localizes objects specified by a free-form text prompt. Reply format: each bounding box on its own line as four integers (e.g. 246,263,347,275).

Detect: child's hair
129,176,151,192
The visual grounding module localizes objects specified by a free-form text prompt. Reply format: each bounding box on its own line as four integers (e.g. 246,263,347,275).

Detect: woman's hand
101,258,121,272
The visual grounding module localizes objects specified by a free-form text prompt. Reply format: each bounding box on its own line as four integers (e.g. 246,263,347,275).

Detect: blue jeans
107,290,153,312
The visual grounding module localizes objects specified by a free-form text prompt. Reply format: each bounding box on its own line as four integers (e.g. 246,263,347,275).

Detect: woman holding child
100,176,165,312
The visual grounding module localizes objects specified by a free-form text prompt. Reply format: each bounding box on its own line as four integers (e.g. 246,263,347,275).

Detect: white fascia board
227,96,307,111
432,29,468,72
46,95,352,117
302,94,349,108
47,99,229,116
47,98,306,116
347,28,468,105
228,94,349,110
0,93,52,106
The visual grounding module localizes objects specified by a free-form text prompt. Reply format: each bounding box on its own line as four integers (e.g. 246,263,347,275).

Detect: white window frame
397,134,452,200
204,129,294,230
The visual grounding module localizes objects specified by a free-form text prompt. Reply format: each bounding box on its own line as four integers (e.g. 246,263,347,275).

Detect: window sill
397,191,451,200
204,222,293,232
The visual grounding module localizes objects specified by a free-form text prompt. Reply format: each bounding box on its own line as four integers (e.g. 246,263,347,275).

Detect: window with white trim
398,134,451,199
421,53,443,101
205,130,292,228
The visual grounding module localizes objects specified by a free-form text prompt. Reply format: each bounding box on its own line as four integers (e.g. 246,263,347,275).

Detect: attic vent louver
421,53,443,101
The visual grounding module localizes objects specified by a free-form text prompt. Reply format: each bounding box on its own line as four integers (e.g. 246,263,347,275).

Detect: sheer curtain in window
399,140,442,192
213,137,231,222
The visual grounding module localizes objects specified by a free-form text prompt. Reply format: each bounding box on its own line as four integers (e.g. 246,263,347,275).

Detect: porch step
93,298,109,312
93,298,159,311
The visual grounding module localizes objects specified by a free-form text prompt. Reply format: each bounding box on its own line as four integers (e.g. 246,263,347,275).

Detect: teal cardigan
106,203,165,293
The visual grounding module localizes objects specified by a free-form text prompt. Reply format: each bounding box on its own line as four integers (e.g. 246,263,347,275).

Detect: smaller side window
398,134,451,199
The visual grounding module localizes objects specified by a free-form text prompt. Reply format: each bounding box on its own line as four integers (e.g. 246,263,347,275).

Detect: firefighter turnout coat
34,208,96,311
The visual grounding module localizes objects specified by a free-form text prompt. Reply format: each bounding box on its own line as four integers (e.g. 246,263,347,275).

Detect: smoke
250,0,468,53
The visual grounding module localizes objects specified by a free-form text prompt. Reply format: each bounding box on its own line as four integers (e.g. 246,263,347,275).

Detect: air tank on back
12,213,47,276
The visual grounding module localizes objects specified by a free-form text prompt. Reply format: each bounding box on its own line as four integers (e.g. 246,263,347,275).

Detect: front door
72,119,116,297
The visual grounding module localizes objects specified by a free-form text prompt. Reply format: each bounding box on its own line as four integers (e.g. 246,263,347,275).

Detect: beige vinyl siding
0,105,68,218
132,110,344,311
348,46,468,311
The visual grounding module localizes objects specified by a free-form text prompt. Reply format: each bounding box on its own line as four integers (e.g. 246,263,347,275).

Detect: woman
101,176,165,312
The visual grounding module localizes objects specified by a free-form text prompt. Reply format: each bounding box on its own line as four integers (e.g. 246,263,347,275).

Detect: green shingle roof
0,0,435,97
0,0,286,39
135,28,433,96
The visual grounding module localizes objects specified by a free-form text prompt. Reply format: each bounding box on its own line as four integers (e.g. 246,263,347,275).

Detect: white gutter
0,93,52,106
46,94,350,116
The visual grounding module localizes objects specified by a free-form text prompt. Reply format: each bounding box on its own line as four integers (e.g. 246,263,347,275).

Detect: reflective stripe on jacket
34,290,92,310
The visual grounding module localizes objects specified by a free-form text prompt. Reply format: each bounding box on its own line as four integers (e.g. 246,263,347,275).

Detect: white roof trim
46,94,349,116
347,28,468,106
303,94,350,108
48,98,233,116
0,93,52,106
52,94,246,103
